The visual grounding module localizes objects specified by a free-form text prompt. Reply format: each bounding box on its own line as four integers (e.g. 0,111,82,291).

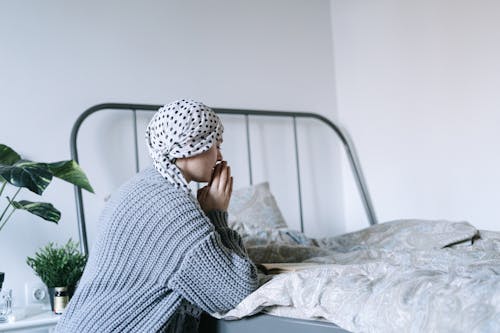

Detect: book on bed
256,262,323,275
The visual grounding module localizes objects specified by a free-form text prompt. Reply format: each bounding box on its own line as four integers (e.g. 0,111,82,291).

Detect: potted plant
26,239,87,313
0,143,94,297
0,143,94,231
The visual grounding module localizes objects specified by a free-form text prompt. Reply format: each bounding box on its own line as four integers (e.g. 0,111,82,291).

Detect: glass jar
0,289,12,323
54,287,69,315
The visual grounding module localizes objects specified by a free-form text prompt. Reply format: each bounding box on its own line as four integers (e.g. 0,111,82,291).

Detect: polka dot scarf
145,99,224,195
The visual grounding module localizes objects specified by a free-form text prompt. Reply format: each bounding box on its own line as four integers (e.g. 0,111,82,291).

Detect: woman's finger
210,163,222,189
219,164,228,192
224,166,231,192
227,176,233,198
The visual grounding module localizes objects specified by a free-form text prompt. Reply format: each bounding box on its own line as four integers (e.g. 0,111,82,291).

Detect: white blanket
214,219,500,333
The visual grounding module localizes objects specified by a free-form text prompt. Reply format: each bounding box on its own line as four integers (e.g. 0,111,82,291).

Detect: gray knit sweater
55,167,258,332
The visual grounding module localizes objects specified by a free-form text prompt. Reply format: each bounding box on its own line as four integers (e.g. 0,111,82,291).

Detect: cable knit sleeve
206,210,247,257
167,210,258,314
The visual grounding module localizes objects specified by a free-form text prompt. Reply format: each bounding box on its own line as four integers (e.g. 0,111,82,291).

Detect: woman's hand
197,160,233,214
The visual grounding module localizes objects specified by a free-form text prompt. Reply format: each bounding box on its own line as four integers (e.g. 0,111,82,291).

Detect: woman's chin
193,175,211,183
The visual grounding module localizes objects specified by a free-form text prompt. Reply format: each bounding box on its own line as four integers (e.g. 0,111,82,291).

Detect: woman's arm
206,210,247,257
168,161,257,313
167,222,258,314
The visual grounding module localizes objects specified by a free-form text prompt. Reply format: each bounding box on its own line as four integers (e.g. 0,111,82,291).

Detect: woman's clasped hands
197,160,233,214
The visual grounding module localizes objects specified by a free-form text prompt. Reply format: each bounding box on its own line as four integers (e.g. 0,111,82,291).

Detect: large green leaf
0,160,52,194
0,144,21,166
47,160,94,193
10,199,60,223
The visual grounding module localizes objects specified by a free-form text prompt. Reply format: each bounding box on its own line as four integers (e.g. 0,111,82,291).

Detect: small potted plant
26,239,87,313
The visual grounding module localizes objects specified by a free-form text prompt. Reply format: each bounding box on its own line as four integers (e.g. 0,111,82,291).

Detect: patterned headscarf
145,99,224,195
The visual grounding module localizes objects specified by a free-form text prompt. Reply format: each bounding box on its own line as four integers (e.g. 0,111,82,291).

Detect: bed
69,103,500,332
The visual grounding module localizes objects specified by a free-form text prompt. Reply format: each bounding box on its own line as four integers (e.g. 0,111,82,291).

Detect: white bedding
214,219,500,333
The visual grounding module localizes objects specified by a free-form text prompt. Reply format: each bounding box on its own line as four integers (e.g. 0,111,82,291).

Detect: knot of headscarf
145,99,223,195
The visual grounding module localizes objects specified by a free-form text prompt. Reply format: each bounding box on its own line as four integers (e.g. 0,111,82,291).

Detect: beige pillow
228,182,287,232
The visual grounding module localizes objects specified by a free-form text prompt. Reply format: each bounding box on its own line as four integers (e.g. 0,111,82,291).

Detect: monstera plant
0,144,94,232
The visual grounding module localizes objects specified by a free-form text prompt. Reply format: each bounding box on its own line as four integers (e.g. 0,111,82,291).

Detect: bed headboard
70,103,377,255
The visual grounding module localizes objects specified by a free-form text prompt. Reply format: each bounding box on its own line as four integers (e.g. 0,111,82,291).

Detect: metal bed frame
69,102,378,332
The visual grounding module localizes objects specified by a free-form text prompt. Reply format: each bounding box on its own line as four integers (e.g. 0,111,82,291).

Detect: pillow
240,227,318,247
228,182,287,231
316,219,478,251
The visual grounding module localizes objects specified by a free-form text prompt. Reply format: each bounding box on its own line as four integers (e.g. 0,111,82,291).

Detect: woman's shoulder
116,166,196,208
133,165,167,184
121,166,172,191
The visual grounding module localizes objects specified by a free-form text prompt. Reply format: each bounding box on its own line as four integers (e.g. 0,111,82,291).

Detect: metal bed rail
70,103,377,255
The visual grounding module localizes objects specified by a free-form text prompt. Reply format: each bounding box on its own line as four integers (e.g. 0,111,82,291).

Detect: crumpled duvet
213,219,500,333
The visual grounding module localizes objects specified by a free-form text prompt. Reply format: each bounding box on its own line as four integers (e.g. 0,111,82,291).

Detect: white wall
331,0,500,232
0,0,340,309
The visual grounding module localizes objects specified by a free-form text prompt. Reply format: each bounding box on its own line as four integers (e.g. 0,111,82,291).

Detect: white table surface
0,310,59,332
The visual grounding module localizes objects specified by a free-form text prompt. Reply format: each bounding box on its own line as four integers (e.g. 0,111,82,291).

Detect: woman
55,99,258,332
